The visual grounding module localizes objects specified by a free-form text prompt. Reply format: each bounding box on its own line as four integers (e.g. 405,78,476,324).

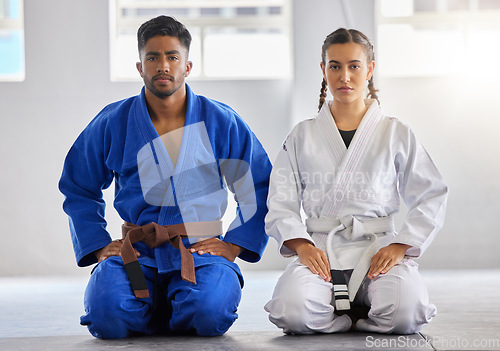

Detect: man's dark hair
137,15,192,55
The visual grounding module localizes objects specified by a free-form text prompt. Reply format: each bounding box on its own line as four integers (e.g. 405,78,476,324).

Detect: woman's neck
330,99,367,131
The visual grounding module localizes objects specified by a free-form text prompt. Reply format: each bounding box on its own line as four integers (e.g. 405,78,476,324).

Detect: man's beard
145,74,181,99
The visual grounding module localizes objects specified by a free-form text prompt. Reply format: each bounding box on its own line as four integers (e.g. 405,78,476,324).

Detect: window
376,0,500,77
110,0,293,81
0,0,24,81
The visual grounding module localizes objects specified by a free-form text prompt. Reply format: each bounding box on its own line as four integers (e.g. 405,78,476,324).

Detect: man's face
136,35,192,99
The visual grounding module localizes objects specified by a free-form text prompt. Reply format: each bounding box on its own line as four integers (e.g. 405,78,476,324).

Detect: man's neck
145,86,187,136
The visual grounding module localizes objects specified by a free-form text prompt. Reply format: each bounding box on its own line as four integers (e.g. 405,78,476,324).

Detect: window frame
0,0,25,82
375,0,500,77
109,0,293,82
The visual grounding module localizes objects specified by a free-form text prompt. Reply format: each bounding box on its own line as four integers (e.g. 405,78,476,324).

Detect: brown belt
121,220,223,298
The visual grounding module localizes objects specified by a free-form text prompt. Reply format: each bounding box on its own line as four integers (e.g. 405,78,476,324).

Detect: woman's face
321,42,375,106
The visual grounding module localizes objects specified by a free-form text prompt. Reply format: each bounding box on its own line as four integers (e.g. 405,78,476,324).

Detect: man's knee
191,298,238,336
81,307,130,339
170,265,242,336
81,257,152,339
170,292,239,336
81,289,136,339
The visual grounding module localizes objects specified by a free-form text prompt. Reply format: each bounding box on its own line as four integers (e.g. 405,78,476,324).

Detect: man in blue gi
59,15,271,339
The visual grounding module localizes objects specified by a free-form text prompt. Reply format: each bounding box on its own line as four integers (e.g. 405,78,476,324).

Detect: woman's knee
367,261,436,334
390,301,437,334
265,272,336,334
368,287,436,334
266,291,315,334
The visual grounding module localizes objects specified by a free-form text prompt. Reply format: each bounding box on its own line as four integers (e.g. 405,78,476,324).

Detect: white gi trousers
264,258,436,335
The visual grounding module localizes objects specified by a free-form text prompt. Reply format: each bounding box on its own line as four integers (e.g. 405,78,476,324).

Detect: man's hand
284,238,331,282
189,238,242,262
94,239,140,262
367,243,411,280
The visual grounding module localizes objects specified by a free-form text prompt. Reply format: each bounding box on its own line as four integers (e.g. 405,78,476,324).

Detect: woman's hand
368,243,411,279
94,239,140,262
189,238,242,262
284,238,331,282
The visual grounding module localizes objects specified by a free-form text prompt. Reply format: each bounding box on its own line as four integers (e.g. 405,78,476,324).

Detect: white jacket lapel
320,100,384,218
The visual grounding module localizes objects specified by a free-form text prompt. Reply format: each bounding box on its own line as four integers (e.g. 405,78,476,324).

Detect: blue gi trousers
80,256,242,339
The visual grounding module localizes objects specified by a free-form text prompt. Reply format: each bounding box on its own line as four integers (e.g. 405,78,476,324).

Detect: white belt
306,215,394,310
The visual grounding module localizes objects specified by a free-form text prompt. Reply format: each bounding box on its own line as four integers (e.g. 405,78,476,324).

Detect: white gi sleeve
394,125,448,257
265,132,314,257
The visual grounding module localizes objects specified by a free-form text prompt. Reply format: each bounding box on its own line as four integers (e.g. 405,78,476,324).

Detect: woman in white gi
264,28,448,334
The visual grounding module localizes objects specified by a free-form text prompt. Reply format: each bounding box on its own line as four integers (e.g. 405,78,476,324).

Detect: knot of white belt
306,216,394,311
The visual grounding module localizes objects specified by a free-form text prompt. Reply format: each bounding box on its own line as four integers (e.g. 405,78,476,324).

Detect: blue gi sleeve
59,112,115,267
218,113,272,263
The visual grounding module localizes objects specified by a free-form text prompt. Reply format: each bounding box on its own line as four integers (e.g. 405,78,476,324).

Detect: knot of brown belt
121,221,196,299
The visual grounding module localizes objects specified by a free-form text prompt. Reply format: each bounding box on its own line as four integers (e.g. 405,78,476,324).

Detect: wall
378,76,500,269
0,0,495,276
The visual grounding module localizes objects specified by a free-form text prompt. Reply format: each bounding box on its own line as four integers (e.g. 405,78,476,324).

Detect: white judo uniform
264,100,448,334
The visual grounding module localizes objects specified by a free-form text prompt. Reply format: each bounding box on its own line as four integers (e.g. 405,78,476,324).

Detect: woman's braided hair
318,28,379,112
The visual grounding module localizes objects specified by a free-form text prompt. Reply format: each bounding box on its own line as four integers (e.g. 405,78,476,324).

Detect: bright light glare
381,0,414,17
467,26,500,75
378,24,464,76
204,31,290,78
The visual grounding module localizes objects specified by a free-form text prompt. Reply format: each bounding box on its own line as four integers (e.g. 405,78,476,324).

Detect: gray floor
1,270,499,351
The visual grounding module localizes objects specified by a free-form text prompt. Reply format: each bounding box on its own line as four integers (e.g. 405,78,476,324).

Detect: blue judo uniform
59,84,272,338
